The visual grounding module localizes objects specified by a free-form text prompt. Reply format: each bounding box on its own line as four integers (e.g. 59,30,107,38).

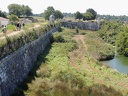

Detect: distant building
0,17,9,26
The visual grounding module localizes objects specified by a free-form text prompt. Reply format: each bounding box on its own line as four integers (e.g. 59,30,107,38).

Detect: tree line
74,8,97,20
8,4,32,17
0,4,33,24
97,14,128,22
1,4,98,21
0,10,7,18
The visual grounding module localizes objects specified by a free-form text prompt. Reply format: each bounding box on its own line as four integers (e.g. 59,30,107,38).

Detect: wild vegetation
0,10,7,18
8,4,32,17
74,8,97,21
97,14,128,23
98,20,128,56
13,27,128,96
1,2,128,96
98,20,121,45
84,31,115,60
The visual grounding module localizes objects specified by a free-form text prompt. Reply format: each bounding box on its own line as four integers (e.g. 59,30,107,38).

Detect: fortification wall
0,27,59,96
62,21,100,31
0,20,100,96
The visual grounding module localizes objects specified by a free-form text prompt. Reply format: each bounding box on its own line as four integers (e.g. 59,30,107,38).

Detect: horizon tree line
74,8,97,20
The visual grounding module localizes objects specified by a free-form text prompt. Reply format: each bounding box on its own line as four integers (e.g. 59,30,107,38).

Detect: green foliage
55,10,63,19
74,11,83,20
116,32,128,56
21,5,32,17
124,48,128,56
43,6,55,20
43,6,63,20
75,26,79,34
6,24,16,31
98,20,120,45
83,12,93,20
85,33,115,61
83,8,97,20
97,14,128,23
21,28,123,96
86,8,97,19
8,14,19,24
8,4,32,17
0,10,6,18
53,32,65,42
98,20,128,56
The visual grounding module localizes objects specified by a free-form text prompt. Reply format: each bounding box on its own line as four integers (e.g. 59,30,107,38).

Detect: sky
0,0,128,16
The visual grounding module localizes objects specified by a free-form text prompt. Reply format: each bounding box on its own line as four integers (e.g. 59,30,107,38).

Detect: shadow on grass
11,44,51,96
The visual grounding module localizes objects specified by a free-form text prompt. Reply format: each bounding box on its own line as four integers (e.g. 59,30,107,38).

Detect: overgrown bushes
84,32,115,61
98,20,121,45
21,28,123,96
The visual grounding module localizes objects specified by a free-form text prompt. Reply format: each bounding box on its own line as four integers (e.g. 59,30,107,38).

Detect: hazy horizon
0,0,128,16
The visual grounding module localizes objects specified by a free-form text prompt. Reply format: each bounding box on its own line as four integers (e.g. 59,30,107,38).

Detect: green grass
84,32,115,61
33,16,45,21
12,28,127,96
6,24,17,31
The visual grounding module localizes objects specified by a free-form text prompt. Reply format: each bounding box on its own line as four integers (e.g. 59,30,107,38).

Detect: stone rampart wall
62,21,100,31
0,27,58,96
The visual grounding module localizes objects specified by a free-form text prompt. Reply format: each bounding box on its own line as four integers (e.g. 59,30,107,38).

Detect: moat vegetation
13,27,128,96
98,20,128,56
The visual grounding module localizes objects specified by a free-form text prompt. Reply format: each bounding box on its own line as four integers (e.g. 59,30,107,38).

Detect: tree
83,12,93,20
43,6,55,20
22,5,32,17
8,4,21,17
8,14,19,24
0,10,6,18
43,6,63,20
55,10,63,19
8,4,32,17
116,32,128,56
83,8,97,20
75,11,83,20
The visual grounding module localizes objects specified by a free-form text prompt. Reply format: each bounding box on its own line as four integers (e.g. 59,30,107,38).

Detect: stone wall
62,21,100,31
0,27,59,96
0,20,100,96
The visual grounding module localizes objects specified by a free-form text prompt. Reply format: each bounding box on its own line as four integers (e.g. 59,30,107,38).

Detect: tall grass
14,28,123,96
84,32,115,61
7,24,17,31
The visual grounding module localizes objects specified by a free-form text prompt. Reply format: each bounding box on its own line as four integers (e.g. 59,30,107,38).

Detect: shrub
75,26,79,34
53,32,65,42
7,24,16,31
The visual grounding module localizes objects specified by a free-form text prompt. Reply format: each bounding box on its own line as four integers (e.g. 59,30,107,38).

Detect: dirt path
69,35,105,83
0,24,40,40
69,34,128,94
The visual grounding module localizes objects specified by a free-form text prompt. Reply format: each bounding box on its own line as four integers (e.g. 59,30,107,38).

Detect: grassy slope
69,29,128,95
13,28,128,96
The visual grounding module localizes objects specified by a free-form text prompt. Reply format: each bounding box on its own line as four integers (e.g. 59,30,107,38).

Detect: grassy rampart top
0,21,61,60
